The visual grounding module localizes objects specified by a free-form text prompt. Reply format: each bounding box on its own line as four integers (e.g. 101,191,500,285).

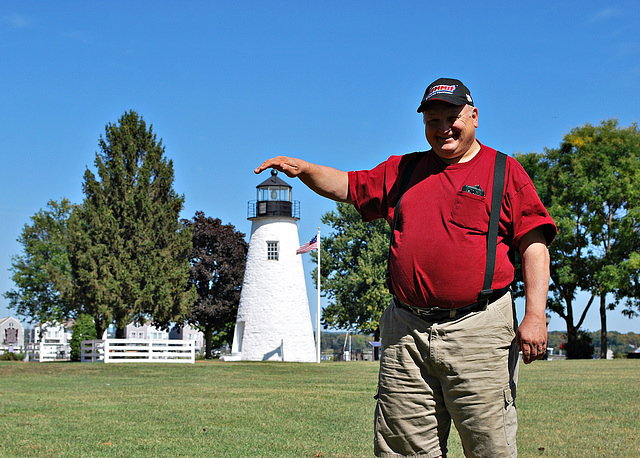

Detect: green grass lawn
0,359,638,457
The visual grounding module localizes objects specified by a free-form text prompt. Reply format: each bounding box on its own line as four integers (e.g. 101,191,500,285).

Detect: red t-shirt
348,143,556,309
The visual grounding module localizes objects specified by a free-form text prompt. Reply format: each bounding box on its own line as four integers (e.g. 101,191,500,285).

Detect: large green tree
313,202,391,343
182,212,248,358
4,198,76,325
515,151,594,358
516,119,640,358
68,110,195,338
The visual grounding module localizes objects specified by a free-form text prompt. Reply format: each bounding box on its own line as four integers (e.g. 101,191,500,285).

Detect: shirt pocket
449,190,489,233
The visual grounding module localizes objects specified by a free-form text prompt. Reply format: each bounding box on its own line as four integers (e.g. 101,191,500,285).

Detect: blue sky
1,1,639,334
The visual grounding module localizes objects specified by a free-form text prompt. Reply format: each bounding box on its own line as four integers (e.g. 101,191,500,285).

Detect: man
255,78,556,457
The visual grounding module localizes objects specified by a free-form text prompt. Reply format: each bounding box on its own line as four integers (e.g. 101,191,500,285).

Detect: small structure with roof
0,317,24,355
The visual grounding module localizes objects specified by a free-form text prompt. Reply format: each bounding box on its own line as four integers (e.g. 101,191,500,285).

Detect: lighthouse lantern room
248,170,300,220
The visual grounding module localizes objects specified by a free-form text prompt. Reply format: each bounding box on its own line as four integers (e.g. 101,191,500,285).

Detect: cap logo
426,84,456,100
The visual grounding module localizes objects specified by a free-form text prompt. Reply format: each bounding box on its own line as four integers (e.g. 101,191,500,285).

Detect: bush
1,351,25,361
70,314,98,361
563,329,594,359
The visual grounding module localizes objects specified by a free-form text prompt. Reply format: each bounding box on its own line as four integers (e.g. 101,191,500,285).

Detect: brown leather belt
394,288,509,321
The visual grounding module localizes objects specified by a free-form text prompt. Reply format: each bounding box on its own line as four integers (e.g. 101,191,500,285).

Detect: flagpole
316,227,321,364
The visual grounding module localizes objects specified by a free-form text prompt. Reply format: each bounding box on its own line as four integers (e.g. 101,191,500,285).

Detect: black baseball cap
417,78,474,113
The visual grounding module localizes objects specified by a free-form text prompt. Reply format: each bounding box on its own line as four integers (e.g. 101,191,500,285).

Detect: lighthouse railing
247,200,300,219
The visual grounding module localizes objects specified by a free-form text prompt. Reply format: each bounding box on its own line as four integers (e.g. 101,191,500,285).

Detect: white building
124,321,204,352
229,171,317,362
0,317,25,354
125,321,169,340
25,321,73,361
169,323,204,352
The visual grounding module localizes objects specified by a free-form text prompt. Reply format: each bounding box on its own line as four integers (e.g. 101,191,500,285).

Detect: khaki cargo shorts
374,292,519,458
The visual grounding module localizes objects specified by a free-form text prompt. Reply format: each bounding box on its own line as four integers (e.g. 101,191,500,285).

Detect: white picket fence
81,339,195,364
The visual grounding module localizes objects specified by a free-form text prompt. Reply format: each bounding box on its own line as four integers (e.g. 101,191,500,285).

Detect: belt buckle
412,306,432,318
417,305,449,320
413,307,428,317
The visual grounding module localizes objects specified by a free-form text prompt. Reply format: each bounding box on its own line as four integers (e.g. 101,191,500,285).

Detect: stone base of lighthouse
229,217,316,362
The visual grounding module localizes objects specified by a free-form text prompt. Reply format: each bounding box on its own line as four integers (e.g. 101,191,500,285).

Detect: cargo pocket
503,386,518,446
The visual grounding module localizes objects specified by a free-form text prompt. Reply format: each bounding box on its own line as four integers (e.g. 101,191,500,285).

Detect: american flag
296,235,318,254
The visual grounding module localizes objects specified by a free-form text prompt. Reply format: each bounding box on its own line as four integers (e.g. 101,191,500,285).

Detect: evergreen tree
68,110,195,338
183,212,248,358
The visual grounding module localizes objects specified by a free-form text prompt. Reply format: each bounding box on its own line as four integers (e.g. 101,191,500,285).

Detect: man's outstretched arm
255,156,351,203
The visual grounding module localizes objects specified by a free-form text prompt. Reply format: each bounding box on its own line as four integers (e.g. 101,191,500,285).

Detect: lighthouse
228,170,317,362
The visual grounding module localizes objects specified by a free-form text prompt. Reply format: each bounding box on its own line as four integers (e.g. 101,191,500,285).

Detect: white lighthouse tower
229,170,317,362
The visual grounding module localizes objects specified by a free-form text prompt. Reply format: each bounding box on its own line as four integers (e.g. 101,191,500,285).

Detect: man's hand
255,156,308,178
254,156,351,203
516,313,548,364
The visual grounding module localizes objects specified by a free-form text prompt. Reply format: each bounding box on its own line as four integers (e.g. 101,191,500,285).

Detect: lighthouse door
235,322,245,352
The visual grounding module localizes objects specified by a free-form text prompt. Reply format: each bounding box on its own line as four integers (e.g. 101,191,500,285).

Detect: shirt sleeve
505,158,557,249
348,159,393,223
348,154,420,224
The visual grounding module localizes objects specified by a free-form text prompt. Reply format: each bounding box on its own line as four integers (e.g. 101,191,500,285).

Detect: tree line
4,111,247,358
547,330,640,358
314,119,640,359
321,331,375,353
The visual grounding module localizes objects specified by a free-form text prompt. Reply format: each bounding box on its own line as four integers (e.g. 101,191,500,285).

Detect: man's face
423,101,479,163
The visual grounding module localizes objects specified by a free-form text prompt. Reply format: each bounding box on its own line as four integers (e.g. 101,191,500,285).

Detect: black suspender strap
478,151,507,305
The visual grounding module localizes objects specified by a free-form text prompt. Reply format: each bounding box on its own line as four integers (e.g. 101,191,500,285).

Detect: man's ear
471,106,479,128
